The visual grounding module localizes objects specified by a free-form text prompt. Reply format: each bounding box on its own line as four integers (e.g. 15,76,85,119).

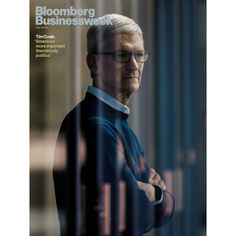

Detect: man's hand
137,168,166,202
137,181,156,202
148,168,166,190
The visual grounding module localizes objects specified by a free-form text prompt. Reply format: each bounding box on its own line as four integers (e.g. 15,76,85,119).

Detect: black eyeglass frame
90,50,150,63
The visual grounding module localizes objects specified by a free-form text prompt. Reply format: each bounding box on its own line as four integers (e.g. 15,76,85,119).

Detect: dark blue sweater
53,92,174,236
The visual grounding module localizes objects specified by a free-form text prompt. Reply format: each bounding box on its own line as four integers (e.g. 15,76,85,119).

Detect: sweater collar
87,86,130,115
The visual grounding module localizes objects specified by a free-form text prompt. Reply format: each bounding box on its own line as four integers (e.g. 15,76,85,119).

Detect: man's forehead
102,32,144,50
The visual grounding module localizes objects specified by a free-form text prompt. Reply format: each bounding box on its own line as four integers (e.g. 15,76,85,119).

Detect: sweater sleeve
153,186,175,227
139,160,175,228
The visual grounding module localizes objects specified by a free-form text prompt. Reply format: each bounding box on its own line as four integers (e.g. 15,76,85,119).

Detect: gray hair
87,14,143,53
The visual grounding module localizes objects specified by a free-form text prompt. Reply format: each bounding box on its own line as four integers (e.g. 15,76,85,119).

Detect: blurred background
30,0,206,235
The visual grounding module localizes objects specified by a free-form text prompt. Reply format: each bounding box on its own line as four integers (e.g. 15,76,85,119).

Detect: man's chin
122,81,140,94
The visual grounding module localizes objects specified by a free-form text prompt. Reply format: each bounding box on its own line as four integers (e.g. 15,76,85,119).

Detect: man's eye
117,52,128,58
136,52,144,57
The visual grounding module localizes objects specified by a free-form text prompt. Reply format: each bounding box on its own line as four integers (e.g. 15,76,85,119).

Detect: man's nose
128,54,139,69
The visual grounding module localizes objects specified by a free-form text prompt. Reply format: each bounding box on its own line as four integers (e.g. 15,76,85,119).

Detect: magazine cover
30,0,206,235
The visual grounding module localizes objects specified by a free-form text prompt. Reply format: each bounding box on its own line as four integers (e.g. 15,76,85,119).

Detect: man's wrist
152,185,164,205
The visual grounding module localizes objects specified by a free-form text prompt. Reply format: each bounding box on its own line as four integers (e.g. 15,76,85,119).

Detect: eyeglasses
92,50,150,63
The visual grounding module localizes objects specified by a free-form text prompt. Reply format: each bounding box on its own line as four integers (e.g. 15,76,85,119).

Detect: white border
208,0,236,235
1,0,236,235
0,1,29,235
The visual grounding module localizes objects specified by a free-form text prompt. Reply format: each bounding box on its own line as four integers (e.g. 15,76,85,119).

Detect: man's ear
86,54,99,76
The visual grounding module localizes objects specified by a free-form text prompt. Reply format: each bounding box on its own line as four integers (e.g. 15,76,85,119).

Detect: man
53,14,174,236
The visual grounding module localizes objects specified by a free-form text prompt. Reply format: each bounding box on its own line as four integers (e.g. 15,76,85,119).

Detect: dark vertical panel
181,0,200,235
154,0,175,235
171,0,185,235
65,115,80,236
156,0,174,171
197,1,206,232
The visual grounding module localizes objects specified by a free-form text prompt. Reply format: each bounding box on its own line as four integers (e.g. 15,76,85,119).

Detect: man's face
94,33,145,101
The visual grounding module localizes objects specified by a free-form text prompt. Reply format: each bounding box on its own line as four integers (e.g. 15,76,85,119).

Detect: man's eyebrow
115,49,145,53
115,50,129,52
114,48,145,52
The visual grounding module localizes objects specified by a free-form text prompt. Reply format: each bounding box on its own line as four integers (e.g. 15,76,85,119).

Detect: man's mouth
123,75,140,79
